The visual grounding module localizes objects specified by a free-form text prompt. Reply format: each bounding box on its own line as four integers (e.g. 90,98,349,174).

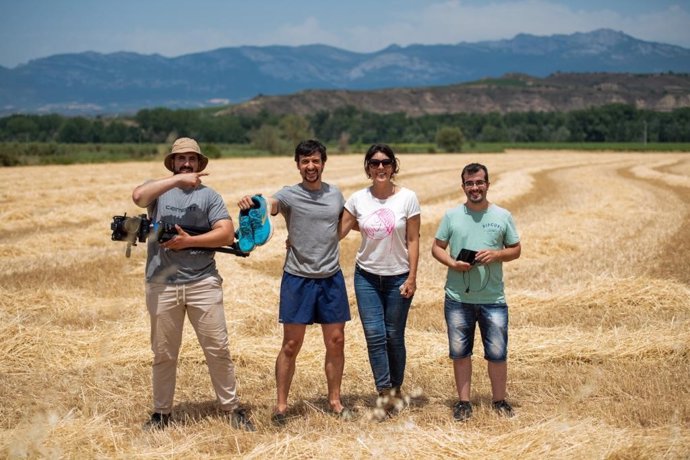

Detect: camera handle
111,214,249,258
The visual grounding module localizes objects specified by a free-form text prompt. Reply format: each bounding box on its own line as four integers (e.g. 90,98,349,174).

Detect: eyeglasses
463,180,487,187
368,159,393,167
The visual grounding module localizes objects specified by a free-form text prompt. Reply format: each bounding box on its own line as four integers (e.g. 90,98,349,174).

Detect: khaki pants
146,275,238,414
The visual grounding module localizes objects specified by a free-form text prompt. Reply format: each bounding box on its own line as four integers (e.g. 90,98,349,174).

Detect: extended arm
237,195,279,216
132,172,208,208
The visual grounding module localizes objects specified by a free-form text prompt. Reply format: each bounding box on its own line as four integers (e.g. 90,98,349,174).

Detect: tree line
1,104,689,149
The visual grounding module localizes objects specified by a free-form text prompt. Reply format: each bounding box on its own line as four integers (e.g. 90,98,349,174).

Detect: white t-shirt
344,186,421,276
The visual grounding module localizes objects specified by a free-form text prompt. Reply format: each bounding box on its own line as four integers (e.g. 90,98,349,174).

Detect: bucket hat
164,137,208,172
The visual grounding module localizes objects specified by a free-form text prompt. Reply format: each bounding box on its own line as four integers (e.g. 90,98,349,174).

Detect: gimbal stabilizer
110,214,249,258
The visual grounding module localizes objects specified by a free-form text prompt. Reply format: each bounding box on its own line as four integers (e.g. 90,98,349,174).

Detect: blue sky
2,0,689,68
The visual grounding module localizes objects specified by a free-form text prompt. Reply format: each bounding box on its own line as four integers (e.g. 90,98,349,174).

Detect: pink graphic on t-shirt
362,208,395,240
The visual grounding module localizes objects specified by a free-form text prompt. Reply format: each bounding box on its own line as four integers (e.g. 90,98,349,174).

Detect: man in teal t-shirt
432,162,521,422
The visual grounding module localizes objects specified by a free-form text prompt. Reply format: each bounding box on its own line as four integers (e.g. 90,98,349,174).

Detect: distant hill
1,28,690,116
217,72,690,117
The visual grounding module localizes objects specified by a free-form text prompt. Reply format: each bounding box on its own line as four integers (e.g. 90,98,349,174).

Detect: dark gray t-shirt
274,182,345,278
145,185,230,283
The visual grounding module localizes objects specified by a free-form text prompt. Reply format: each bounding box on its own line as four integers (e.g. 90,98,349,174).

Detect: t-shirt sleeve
435,212,451,241
344,191,358,216
337,187,345,208
207,190,230,227
504,213,520,246
406,190,421,218
273,186,290,216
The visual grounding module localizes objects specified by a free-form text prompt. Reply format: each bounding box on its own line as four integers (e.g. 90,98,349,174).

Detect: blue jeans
354,265,413,392
444,296,508,361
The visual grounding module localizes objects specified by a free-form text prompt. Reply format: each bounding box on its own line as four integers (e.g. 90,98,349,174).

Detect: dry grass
1,151,689,459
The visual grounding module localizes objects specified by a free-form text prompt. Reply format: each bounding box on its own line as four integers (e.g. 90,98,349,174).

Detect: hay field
1,150,689,459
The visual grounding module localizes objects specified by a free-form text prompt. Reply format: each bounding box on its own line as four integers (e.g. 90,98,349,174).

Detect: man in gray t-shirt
133,137,254,431
238,139,352,424
273,181,343,278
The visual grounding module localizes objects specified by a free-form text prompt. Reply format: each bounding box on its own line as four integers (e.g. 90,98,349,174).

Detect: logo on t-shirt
165,204,199,214
362,208,395,240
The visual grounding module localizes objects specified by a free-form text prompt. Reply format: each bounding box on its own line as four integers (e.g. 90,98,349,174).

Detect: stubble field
1,150,689,459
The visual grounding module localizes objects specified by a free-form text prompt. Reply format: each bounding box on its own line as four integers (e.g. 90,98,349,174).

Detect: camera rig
110,213,249,258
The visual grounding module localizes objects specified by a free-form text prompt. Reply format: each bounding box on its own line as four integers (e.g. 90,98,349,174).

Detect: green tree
435,126,464,152
4,115,38,141
249,124,290,155
479,124,507,142
57,117,93,143
279,114,313,147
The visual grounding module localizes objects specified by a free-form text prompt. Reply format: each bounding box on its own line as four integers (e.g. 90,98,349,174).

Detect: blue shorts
279,270,351,324
444,296,508,362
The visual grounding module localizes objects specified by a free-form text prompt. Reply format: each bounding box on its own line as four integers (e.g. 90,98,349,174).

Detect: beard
467,191,485,203
302,169,321,183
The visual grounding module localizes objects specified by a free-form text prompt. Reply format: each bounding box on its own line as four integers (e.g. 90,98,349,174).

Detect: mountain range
1,28,689,116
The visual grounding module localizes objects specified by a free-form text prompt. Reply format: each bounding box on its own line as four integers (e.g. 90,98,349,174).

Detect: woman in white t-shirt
340,143,421,413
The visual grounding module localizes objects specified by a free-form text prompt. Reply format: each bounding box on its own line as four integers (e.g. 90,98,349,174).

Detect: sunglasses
368,159,393,167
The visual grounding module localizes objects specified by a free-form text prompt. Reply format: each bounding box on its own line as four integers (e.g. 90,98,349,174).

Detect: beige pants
146,275,238,414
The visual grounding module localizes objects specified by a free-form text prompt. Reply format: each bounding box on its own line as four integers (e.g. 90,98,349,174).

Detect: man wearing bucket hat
132,137,254,431
163,137,210,173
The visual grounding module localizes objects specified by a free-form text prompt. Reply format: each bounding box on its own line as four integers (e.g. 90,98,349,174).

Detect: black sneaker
144,412,171,430
229,407,256,432
492,399,514,417
452,401,473,421
271,411,288,426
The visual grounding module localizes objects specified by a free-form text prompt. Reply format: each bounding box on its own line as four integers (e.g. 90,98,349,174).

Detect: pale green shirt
435,203,519,304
